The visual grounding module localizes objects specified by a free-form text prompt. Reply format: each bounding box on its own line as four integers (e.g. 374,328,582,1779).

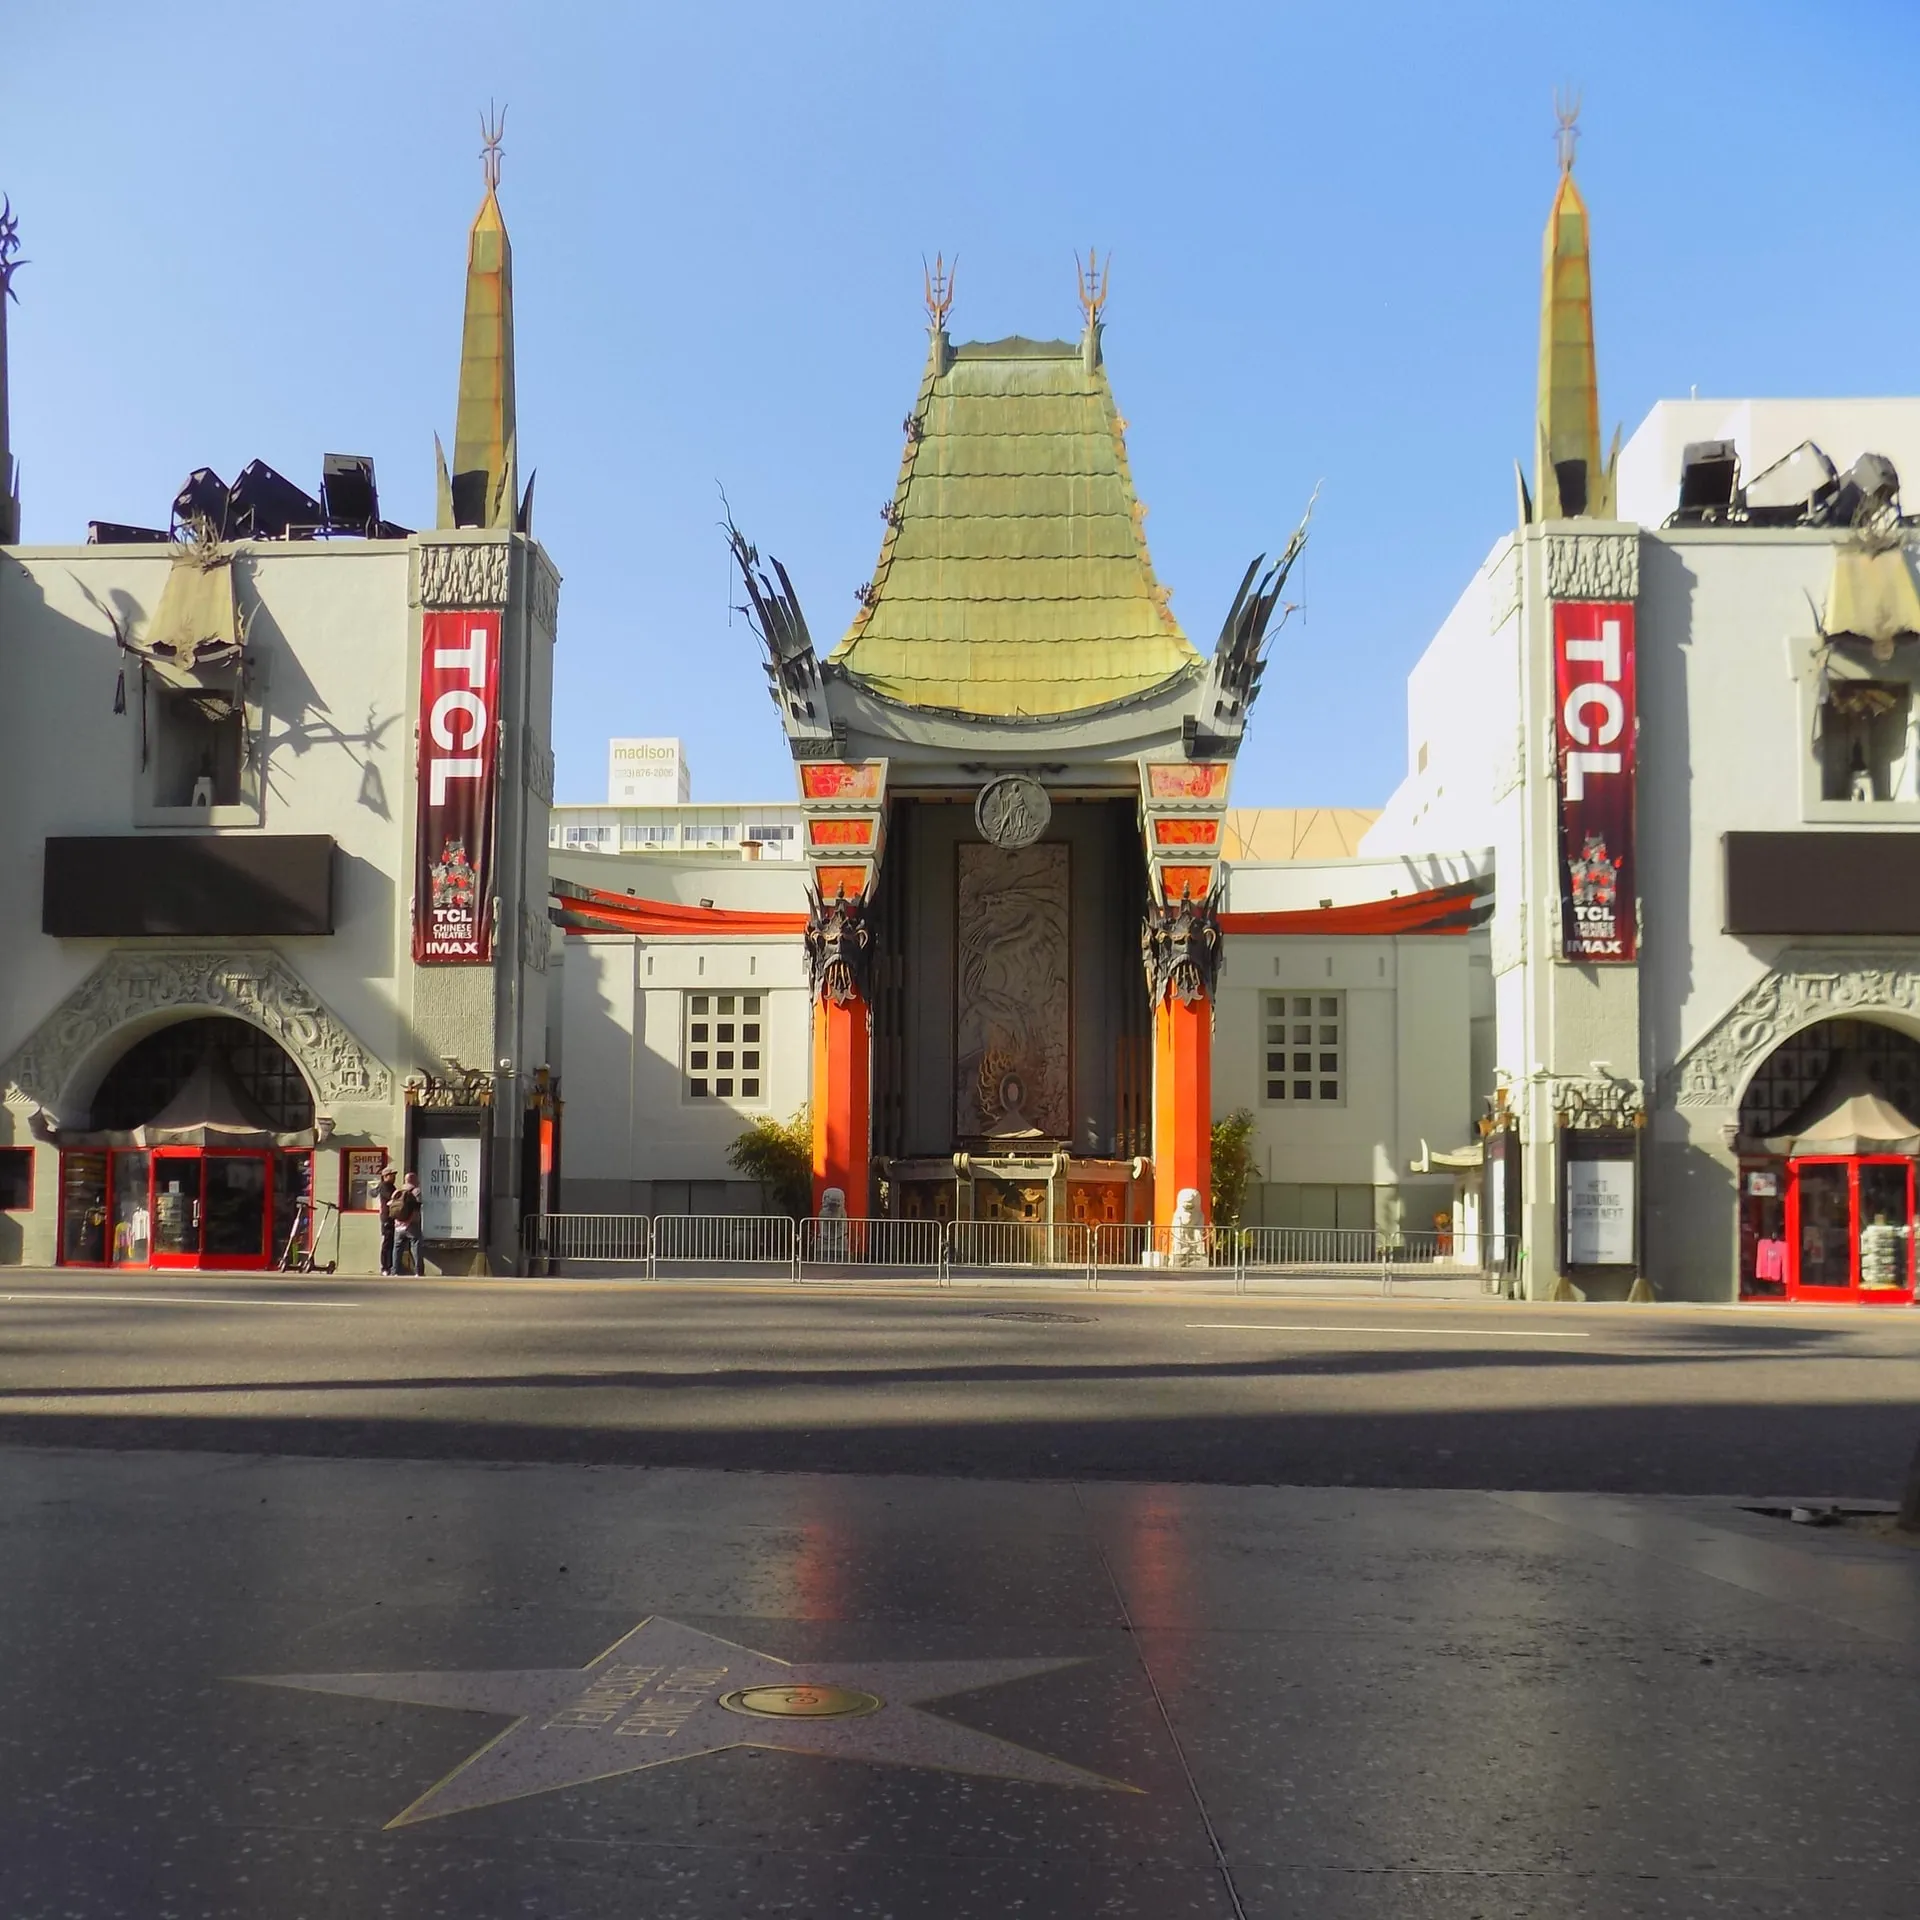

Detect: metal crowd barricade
1237,1225,1515,1296
798,1214,946,1280
945,1219,1096,1285
650,1212,797,1280
519,1210,1522,1295
521,1212,652,1275
1074,1220,1227,1281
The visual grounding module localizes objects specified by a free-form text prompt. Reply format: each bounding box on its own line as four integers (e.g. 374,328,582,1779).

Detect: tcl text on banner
415,610,501,964
1554,601,1637,963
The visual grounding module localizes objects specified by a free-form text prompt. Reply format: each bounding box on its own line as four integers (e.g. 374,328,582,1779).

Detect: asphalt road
2,1271,1917,1496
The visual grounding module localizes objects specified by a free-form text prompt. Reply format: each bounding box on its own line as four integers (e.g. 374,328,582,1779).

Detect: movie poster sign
1554,601,1637,962
415,610,502,964
419,1133,484,1242
408,1107,491,1250
1565,1157,1635,1265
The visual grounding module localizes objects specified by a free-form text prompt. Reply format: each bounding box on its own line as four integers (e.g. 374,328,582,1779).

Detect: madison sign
1553,601,1637,963
415,610,502,964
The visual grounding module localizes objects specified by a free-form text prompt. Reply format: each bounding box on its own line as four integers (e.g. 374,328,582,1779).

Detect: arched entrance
1737,1017,1920,1303
58,1016,318,1271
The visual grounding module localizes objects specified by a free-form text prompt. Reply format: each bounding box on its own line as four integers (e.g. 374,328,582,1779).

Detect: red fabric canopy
1219,878,1487,938
550,875,1487,941
550,878,807,938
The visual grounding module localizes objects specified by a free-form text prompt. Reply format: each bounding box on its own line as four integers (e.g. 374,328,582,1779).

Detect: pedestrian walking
391,1171,424,1276
375,1165,398,1274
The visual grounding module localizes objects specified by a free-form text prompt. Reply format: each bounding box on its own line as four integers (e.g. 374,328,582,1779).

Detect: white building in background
551,800,803,860
607,737,692,805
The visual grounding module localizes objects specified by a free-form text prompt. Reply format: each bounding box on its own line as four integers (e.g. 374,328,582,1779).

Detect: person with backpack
390,1171,424,1276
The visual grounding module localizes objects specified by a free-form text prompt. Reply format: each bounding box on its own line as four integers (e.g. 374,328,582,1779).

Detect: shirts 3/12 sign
415,611,502,964
1554,602,1637,963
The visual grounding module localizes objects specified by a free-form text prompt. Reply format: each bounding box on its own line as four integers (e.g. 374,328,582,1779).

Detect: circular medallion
720,1683,885,1720
974,775,1051,849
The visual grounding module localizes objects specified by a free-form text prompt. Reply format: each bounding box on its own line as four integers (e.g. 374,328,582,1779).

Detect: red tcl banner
1554,601,1637,963
414,610,502,964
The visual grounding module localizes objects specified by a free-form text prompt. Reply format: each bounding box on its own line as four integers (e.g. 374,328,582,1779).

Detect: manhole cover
978,1310,1094,1324
720,1684,883,1720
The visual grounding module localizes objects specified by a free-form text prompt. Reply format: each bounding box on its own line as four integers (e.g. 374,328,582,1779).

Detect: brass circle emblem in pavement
720,1683,884,1720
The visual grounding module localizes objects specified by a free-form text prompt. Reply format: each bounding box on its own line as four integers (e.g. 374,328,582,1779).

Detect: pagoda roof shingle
828,331,1200,717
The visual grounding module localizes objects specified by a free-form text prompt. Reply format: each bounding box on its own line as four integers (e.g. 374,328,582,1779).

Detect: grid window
621,824,677,848
685,992,765,1103
1263,992,1344,1104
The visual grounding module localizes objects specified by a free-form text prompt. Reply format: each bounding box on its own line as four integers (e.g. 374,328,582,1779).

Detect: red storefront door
1785,1157,1916,1303
146,1150,274,1271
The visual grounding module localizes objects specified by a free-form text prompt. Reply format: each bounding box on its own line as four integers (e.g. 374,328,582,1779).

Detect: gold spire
443,105,518,530
1076,247,1109,372
1534,92,1616,521
923,252,955,332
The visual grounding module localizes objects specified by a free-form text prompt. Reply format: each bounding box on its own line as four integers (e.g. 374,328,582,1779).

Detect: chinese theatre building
0,133,560,1273
1366,109,1920,1302
556,258,1324,1235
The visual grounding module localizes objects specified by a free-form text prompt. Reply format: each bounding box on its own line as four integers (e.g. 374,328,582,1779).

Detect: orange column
811,991,871,1217
1153,993,1212,1228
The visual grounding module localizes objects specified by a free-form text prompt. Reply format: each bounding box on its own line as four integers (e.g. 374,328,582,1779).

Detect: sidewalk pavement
4,1442,1918,1916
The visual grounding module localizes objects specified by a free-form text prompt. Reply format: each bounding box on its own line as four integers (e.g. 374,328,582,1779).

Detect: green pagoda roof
828,330,1200,717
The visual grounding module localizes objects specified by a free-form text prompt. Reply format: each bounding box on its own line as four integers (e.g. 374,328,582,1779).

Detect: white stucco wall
556,932,810,1212
0,535,555,1270
1212,930,1484,1230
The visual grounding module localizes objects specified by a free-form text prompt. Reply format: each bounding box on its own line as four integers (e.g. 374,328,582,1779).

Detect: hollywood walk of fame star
241,1616,1139,1826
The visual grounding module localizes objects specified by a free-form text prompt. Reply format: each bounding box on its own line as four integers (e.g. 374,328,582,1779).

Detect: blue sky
6,3,1916,809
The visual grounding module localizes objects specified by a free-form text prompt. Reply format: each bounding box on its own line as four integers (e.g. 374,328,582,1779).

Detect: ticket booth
1743,1053,1919,1304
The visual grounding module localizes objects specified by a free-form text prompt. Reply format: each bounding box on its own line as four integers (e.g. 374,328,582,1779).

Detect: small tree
727,1107,813,1219
1211,1108,1258,1229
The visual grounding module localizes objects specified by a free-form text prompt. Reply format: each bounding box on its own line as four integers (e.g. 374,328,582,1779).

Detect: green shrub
1211,1108,1257,1228
726,1107,813,1219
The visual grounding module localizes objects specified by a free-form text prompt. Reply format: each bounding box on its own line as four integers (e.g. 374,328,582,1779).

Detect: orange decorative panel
1068,1182,1127,1226
814,864,870,899
807,818,875,847
800,762,885,800
1153,817,1220,847
1146,762,1230,801
1160,865,1213,901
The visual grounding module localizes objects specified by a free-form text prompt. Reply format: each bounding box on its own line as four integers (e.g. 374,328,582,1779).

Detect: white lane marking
1186,1322,1591,1339
0,1291,361,1311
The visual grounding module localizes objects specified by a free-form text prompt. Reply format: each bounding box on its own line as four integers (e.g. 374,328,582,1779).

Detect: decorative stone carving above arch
1,949,392,1123
416,538,511,610
1666,950,1920,1110
1545,531,1639,603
